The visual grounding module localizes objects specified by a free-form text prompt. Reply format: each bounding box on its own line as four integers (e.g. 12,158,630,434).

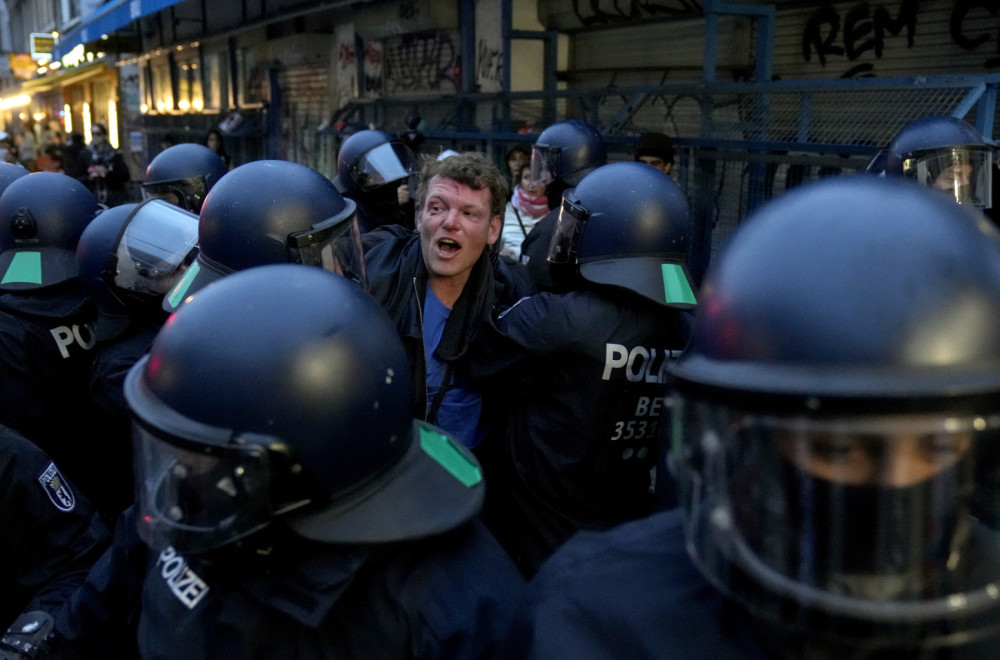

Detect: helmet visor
530,144,560,187
349,142,412,192
134,420,278,554
547,193,588,264
673,396,1000,636
141,176,208,213
287,207,367,291
113,199,199,298
903,146,993,208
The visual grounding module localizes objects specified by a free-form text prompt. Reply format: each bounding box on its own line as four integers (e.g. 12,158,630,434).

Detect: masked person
334,129,416,232
78,124,130,207
518,119,606,291
163,159,366,313
51,264,525,660
884,114,994,209
501,175,1000,659
474,162,696,576
141,143,228,214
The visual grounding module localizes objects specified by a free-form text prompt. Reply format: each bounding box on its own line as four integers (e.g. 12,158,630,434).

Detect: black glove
0,611,54,660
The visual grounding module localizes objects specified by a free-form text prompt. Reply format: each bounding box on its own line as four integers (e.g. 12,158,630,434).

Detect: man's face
637,155,672,175
416,174,500,291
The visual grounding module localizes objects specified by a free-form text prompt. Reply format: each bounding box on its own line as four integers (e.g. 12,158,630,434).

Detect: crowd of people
0,112,998,659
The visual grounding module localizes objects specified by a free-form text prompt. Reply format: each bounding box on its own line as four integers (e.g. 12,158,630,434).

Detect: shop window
238,46,268,107
152,60,173,113
204,51,229,111
177,61,204,112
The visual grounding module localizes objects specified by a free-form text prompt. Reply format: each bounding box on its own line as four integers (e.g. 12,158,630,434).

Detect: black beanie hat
634,132,675,163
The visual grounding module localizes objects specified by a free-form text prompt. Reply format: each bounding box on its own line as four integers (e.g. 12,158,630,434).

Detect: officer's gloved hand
0,612,54,660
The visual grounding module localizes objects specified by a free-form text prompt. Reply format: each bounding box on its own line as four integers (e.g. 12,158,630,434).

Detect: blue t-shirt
423,287,484,448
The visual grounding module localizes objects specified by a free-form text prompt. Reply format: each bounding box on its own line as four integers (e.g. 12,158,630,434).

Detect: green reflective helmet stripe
662,263,696,306
166,261,200,309
1,251,42,285
419,424,482,487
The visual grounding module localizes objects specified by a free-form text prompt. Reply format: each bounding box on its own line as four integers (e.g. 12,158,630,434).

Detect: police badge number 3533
601,343,682,459
37,462,76,512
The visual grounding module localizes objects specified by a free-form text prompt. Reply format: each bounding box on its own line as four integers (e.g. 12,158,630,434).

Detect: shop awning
52,0,187,60
19,60,110,94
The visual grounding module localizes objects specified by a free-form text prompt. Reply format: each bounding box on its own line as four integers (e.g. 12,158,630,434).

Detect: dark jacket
54,508,525,660
362,225,532,425
0,427,110,629
0,283,128,519
472,287,693,575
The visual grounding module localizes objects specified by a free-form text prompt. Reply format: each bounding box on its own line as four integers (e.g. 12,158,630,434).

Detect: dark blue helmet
530,119,607,188
163,160,364,312
334,129,413,197
885,115,994,208
128,263,484,554
547,161,695,308
77,199,199,328
670,175,1000,650
0,172,100,291
142,143,228,213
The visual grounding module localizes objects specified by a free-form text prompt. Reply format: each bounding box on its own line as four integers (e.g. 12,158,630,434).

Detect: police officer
141,142,228,214
73,200,200,518
53,264,525,659
474,162,696,576
0,430,109,658
78,199,199,416
334,129,416,231
518,119,606,291
502,175,1000,659
0,172,118,514
163,159,365,313
884,114,994,209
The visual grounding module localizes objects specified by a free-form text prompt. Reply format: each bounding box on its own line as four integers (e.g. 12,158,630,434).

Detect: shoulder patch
37,462,76,512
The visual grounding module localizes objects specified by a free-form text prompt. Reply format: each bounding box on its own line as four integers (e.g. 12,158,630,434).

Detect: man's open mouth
438,238,461,253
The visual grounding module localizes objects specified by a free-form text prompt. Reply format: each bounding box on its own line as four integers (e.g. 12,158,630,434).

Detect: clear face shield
348,142,412,193
141,176,209,213
546,194,589,264
530,144,561,187
287,208,367,291
112,199,200,299
671,395,1000,643
903,146,994,208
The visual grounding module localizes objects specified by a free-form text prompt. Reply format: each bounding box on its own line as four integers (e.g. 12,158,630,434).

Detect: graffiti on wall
803,0,1000,77
382,31,459,94
568,0,702,27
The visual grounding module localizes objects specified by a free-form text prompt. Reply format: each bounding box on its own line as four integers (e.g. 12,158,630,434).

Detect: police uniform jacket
473,287,693,575
361,225,532,424
0,284,128,512
0,427,110,629
55,507,526,660
498,510,770,659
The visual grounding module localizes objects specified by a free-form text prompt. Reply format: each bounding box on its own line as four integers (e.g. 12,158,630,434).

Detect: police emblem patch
37,462,75,512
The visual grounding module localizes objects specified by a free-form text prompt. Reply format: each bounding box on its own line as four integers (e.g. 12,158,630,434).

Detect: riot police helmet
547,161,696,308
77,199,199,330
127,263,485,554
885,115,994,208
142,143,228,213
529,119,607,189
0,172,100,291
669,175,1000,650
333,129,413,198
163,160,365,313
